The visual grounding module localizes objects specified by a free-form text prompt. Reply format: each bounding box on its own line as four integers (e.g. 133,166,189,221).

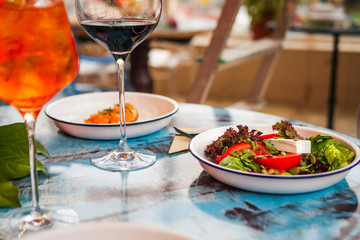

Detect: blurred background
64,0,360,137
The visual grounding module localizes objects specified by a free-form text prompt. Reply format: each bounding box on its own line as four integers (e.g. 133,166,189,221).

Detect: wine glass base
0,205,79,239
91,149,156,171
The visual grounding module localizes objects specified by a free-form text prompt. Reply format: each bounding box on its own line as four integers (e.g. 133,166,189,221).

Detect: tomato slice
216,141,302,171
253,153,302,171
259,133,278,140
253,142,272,156
224,142,252,156
218,142,272,163
216,142,252,163
216,155,226,163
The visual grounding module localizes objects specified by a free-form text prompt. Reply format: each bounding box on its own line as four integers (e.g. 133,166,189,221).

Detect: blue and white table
1,101,360,240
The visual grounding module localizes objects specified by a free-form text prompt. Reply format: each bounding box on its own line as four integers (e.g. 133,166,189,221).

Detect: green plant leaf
35,139,50,158
0,178,21,207
0,123,48,180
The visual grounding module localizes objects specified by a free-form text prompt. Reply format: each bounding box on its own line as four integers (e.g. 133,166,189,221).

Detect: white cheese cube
266,139,311,154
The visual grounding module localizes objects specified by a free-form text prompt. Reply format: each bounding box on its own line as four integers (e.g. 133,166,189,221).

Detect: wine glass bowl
0,0,79,238
75,0,162,171
76,0,161,59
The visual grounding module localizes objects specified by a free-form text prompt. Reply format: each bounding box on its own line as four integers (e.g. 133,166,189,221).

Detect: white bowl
45,91,179,140
23,222,198,240
189,124,360,194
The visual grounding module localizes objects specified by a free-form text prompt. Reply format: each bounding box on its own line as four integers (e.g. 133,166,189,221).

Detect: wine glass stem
116,58,133,154
24,113,41,214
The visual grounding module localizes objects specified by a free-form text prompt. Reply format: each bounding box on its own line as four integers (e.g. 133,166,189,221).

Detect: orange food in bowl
84,103,138,124
124,103,138,123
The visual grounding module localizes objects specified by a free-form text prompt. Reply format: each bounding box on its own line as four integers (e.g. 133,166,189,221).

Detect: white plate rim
45,91,179,127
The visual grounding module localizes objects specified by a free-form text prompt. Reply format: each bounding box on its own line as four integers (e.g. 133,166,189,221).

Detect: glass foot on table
91,149,157,171
0,206,79,239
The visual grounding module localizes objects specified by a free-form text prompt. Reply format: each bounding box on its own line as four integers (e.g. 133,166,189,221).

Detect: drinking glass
0,0,79,237
75,0,162,171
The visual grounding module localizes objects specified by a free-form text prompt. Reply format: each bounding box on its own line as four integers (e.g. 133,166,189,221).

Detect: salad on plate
204,121,355,175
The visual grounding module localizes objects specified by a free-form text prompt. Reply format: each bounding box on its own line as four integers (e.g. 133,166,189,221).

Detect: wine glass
0,0,79,238
75,0,162,171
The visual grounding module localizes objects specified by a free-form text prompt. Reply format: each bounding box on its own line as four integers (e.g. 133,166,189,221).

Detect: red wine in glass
81,19,157,59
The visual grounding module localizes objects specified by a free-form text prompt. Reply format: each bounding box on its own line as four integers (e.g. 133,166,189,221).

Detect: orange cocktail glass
0,0,79,238
0,0,79,117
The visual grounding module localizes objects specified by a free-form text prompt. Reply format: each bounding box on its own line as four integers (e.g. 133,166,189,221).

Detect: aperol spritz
0,0,79,238
0,0,79,117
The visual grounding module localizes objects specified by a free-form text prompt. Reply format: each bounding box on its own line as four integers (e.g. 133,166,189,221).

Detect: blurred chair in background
148,39,196,97
186,0,299,108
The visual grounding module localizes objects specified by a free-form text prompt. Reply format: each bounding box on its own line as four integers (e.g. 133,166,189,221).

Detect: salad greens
272,120,304,140
310,134,355,170
0,123,48,207
287,153,329,175
204,125,262,160
205,121,356,175
262,140,279,154
219,155,262,173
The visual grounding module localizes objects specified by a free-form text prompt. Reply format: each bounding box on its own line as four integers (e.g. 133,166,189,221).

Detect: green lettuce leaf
219,155,262,173
310,134,355,170
325,145,348,170
220,156,246,171
0,178,21,207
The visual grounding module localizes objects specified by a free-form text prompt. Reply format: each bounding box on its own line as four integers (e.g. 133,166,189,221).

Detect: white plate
45,92,179,140
23,222,198,240
189,124,360,194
